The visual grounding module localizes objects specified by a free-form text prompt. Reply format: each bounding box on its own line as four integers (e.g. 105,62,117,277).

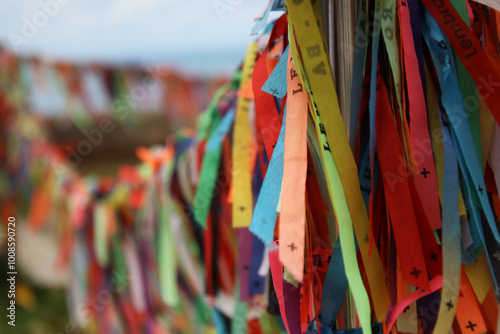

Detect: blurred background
0,0,276,172
0,0,270,74
0,1,278,332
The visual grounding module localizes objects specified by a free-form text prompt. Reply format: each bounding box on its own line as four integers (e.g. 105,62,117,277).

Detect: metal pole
336,0,355,133
328,0,337,89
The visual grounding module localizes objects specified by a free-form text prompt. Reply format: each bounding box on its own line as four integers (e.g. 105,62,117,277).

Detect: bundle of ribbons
3,0,500,332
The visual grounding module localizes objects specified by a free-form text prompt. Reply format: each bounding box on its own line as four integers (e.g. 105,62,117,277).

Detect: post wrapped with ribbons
2,0,500,333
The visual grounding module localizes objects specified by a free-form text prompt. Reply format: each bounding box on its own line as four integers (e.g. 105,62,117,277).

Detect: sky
0,0,277,75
